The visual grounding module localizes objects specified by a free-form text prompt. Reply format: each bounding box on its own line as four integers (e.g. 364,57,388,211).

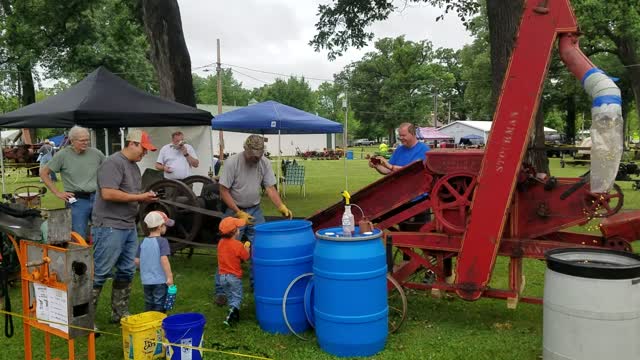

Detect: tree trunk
17,62,35,107
486,0,523,108
140,0,196,106
486,0,549,172
617,36,640,129
525,110,549,171
18,61,36,143
566,94,576,144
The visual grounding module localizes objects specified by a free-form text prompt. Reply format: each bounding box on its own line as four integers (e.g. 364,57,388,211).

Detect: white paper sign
46,287,69,334
33,284,49,322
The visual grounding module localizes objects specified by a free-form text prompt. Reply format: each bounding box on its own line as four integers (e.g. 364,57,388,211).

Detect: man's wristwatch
184,153,189,157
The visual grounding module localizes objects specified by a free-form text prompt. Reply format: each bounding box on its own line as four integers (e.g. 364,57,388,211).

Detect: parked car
354,138,375,146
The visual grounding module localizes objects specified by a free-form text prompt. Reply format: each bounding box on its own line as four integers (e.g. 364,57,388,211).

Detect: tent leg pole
1,141,5,195
103,128,109,156
278,130,281,194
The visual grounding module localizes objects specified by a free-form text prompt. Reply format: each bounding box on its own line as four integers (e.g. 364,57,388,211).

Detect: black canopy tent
0,66,212,128
0,66,214,193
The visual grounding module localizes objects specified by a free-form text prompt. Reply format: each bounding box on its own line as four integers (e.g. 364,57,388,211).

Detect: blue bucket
314,227,388,357
346,150,354,160
253,220,315,334
162,313,206,360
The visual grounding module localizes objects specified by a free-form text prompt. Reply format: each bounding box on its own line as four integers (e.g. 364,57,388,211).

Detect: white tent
1,129,22,145
438,120,557,143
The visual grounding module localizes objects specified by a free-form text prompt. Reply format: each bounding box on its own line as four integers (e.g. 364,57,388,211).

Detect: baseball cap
243,134,265,157
126,129,157,151
144,210,175,228
219,217,246,234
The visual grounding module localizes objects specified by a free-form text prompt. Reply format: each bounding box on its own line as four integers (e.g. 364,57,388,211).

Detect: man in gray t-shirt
215,134,293,306
91,129,158,325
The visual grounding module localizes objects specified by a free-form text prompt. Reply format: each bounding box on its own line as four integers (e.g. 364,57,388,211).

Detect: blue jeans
92,226,138,288
67,193,95,241
219,274,243,309
143,284,168,312
215,206,264,296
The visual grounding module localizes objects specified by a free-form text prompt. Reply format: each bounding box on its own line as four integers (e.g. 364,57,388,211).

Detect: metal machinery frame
7,232,95,360
309,0,640,307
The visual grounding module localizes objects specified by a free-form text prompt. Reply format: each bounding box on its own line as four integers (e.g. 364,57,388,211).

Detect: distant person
215,134,293,306
135,211,175,312
91,129,158,325
378,142,389,154
38,139,57,182
40,126,106,240
369,123,430,174
217,217,250,326
155,131,199,180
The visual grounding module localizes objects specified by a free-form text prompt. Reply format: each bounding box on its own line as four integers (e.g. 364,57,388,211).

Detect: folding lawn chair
282,163,306,198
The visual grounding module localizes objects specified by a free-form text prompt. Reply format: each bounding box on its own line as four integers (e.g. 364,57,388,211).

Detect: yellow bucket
121,311,167,360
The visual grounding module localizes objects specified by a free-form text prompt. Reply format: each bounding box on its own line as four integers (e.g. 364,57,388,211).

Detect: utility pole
447,100,451,125
342,92,349,191
216,39,224,162
433,91,438,127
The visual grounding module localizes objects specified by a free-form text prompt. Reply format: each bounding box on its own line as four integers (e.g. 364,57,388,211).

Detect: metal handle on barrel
282,272,314,341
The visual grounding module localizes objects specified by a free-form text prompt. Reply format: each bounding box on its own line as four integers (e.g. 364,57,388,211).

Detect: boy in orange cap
217,216,250,326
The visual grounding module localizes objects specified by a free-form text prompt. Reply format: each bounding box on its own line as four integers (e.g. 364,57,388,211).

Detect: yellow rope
0,309,272,359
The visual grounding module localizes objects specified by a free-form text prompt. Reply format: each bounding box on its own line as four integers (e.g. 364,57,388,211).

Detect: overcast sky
178,0,472,90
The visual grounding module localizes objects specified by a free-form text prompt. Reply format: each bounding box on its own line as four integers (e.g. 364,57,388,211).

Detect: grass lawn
2,157,639,359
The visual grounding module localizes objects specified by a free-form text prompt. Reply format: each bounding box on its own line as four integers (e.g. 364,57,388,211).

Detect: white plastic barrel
543,248,640,360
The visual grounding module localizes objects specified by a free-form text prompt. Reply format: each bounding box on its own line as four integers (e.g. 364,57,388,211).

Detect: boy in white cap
135,210,175,312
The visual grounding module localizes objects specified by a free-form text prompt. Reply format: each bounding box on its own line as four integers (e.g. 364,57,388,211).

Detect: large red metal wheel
432,172,477,234
582,183,624,218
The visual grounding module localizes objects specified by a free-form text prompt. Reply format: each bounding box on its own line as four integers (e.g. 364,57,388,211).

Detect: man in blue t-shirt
369,123,430,174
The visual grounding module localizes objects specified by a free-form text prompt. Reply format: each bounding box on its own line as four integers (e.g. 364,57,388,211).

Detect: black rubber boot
110,281,132,323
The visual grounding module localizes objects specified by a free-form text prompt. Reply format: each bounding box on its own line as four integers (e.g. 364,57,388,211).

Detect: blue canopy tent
211,100,343,134
211,100,344,188
49,134,67,147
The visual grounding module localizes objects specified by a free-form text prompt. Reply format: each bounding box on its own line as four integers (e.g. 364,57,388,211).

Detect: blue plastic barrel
253,220,315,334
162,313,206,360
314,227,388,357
346,150,354,160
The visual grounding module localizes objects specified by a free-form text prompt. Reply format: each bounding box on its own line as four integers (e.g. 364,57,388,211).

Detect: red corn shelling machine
309,0,637,308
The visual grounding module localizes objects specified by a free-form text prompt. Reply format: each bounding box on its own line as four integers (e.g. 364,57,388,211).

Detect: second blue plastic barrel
253,220,315,334
314,227,388,357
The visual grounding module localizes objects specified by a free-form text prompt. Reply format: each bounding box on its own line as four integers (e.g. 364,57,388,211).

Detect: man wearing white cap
91,129,159,325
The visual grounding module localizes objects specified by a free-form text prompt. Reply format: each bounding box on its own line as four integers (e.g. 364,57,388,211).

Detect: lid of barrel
545,248,640,280
316,227,382,242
